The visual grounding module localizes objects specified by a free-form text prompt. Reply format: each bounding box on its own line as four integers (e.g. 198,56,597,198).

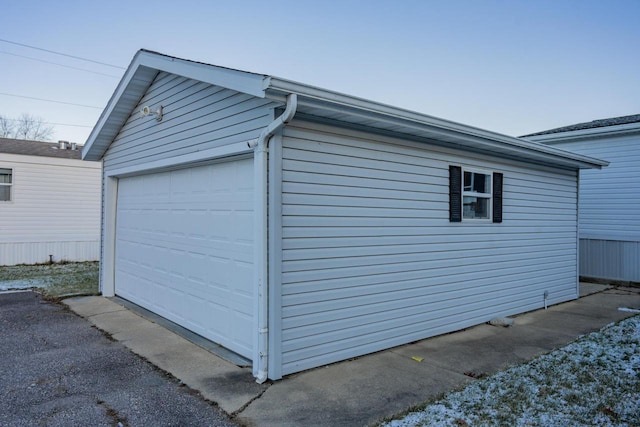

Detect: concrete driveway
63,283,640,427
0,291,236,427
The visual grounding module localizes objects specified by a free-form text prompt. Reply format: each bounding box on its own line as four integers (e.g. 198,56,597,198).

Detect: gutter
263,78,608,170
247,93,298,383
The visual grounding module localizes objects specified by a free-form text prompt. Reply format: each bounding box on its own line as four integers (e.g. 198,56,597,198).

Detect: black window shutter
449,166,462,222
493,172,503,223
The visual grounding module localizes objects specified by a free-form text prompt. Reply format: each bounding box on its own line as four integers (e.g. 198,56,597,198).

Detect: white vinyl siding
550,134,640,242
0,154,101,265
276,121,578,376
103,72,276,171
547,133,640,281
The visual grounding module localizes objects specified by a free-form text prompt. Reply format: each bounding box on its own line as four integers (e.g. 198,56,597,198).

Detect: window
463,170,491,219
449,166,503,223
0,168,12,202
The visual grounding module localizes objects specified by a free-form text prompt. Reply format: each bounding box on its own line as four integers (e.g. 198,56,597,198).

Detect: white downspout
248,94,298,383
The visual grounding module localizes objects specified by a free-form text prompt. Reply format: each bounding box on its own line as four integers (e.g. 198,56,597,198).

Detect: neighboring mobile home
0,138,101,265
83,50,606,382
525,114,640,283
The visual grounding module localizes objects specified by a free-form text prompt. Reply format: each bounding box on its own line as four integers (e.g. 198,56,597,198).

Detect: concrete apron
64,284,640,427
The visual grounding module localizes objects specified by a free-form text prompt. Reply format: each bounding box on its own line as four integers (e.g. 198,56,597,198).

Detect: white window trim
462,167,492,221
0,168,12,203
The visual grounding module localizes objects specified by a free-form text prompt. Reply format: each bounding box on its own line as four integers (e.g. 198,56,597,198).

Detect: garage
114,158,254,358
83,50,606,381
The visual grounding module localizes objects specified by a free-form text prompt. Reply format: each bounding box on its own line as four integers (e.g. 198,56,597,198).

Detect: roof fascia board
525,122,640,144
83,50,155,160
264,78,607,169
289,112,595,170
270,95,607,170
265,77,510,140
138,52,266,98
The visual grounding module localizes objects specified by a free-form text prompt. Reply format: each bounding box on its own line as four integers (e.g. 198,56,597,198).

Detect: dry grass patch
0,262,99,298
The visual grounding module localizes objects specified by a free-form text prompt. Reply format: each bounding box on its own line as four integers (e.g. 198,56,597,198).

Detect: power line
0,51,120,78
47,123,93,128
1,117,92,128
0,38,125,70
0,92,103,109
44,122,93,128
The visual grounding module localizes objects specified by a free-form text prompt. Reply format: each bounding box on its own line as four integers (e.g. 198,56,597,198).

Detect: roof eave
524,122,640,144
82,50,608,170
83,50,268,161
264,78,608,170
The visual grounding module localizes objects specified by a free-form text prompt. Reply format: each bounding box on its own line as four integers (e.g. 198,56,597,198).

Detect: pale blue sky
1,0,639,144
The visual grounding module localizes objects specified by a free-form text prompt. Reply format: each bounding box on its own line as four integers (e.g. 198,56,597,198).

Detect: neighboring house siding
276,121,578,376
0,153,101,265
100,71,277,286
548,134,640,282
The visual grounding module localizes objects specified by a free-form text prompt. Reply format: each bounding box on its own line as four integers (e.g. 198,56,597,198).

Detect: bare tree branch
1,113,54,141
0,115,15,138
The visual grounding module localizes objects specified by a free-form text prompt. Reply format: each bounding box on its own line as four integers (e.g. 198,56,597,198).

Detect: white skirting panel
580,239,640,283
0,241,100,266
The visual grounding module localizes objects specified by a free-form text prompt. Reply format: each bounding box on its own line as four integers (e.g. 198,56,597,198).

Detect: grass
0,261,99,299
382,314,640,426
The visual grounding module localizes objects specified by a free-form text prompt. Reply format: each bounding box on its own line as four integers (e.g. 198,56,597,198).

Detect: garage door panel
235,211,254,244
233,261,254,297
115,159,254,358
185,294,216,331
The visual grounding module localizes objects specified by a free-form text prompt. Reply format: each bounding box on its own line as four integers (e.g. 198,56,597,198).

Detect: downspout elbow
265,93,297,137
253,94,298,150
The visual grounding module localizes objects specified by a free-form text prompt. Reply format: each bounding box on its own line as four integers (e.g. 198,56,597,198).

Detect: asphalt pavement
0,291,237,427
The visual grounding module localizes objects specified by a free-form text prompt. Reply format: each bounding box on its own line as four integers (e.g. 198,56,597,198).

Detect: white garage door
115,158,254,358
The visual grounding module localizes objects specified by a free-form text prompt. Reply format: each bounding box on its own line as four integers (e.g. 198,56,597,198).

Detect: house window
463,170,491,219
449,166,503,223
0,168,11,202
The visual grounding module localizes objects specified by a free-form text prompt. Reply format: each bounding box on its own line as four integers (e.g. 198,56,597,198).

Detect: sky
1,0,639,145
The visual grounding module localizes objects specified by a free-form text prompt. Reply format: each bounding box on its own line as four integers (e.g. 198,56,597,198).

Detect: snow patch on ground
383,315,640,427
619,307,640,313
0,278,52,291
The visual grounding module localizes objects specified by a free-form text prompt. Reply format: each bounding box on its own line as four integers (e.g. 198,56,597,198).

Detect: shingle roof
522,114,640,137
0,138,82,159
